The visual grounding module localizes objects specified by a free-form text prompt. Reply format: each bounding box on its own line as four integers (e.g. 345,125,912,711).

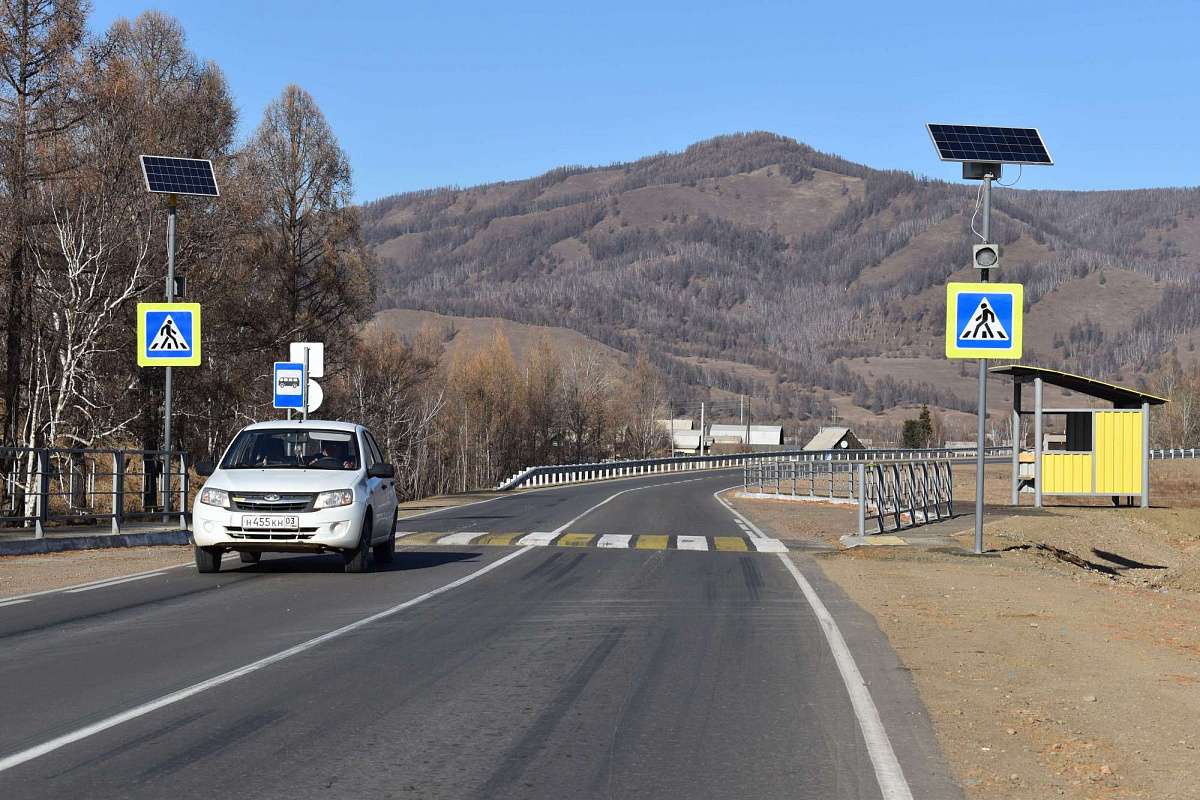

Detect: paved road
0,470,961,799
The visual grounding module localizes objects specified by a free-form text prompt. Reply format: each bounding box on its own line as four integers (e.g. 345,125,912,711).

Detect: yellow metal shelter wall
1094,411,1143,495
1042,453,1093,494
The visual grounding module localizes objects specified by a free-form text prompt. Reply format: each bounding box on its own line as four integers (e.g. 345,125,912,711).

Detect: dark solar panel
140,155,220,196
926,124,1053,165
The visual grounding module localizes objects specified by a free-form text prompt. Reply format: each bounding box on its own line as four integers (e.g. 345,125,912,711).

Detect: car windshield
220,428,360,470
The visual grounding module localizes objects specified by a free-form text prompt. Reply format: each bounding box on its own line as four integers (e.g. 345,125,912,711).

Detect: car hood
205,468,361,494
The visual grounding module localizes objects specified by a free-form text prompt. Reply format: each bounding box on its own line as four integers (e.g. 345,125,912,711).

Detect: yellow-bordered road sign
945,282,1023,359
137,302,201,367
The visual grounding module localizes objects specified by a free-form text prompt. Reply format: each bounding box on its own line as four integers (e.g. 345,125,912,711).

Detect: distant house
671,430,703,454
802,426,864,451
655,418,694,432
708,424,784,446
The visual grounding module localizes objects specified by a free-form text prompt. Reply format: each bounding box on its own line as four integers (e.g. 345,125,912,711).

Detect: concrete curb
0,529,191,556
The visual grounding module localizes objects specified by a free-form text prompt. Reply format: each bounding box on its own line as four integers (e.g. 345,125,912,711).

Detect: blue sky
93,0,1200,202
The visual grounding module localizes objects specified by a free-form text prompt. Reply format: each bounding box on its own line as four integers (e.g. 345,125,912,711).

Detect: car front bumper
191,503,365,551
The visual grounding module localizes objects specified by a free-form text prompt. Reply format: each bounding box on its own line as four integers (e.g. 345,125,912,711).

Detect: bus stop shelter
989,365,1167,508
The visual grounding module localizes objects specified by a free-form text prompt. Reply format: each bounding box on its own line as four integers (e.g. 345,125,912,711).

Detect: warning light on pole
973,243,1001,270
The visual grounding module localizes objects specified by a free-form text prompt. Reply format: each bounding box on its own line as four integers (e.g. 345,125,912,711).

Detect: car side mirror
368,463,395,479
195,461,215,477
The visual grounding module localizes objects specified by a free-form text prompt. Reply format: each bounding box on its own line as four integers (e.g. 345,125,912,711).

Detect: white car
191,420,399,573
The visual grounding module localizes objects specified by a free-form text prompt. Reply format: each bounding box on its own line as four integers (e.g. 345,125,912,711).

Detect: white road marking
434,532,486,545
713,486,768,538
675,535,708,551
750,538,788,553
394,531,420,538
0,598,32,608
0,546,534,774
64,572,167,593
548,477,709,536
518,532,559,546
776,554,914,800
0,563,192,605
596,534,632,549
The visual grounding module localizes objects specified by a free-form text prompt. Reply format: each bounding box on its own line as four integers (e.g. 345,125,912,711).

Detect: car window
220,429,361,470
364,431,385,466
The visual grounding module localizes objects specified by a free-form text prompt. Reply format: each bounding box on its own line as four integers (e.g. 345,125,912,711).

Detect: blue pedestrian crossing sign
945,282,1023,360
274,362,305,409
137,303,201,367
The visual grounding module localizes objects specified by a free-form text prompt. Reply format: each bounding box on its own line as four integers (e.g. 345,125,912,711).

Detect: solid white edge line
0,598,32,608
63,573,167,593
713,486,767,539
0,546,533,774
775,554,914,800
0,562,193,605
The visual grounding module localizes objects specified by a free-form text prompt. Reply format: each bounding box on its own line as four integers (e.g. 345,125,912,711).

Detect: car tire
195,545,223,573
343,513,373,574
239,551,261,564
373,510,397,564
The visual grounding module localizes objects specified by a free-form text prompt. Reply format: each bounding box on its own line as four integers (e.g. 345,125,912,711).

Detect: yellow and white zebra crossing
395,531,787,553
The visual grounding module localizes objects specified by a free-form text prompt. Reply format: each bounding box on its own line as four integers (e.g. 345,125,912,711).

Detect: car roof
242,420,362,433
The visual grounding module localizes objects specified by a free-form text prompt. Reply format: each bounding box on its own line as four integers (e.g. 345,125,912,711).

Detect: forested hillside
364,133,1200,442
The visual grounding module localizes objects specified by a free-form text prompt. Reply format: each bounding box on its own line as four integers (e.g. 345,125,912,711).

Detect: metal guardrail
1150,448,1200,459
497,445,1009,491
0,447,190,537
740,458,955,536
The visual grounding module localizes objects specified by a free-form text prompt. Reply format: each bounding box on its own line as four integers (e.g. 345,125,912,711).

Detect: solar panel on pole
139,155,220,196
926,124,1052,165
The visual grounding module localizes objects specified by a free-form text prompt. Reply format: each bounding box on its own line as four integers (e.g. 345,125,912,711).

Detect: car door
361,430,393,535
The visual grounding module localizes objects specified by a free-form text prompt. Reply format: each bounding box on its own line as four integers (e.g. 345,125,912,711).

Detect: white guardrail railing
1150,448,1200,459
497,446,1013,491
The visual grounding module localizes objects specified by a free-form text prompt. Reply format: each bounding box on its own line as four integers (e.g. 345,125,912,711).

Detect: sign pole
162,195,177,519
301,346,310,423
973,174,993,555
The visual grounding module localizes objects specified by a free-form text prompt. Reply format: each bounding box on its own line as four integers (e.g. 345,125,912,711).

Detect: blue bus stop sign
273,362,305,409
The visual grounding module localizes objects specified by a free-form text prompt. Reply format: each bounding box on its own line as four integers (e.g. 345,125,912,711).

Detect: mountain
362,132,1200,441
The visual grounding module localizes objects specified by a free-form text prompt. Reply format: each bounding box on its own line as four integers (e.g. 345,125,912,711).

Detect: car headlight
314,489,354,510
199,487,230,508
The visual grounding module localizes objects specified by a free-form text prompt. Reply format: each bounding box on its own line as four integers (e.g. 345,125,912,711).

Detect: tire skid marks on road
394,531,787,553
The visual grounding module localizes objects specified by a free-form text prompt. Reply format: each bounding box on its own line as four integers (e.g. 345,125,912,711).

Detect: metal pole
699,402,705,456
973,174,992,555
162,195,177,520
1141,401,1150,508
1034,377,1044,508
301,346,310,422
1011,380,1021,505
857,463,866,537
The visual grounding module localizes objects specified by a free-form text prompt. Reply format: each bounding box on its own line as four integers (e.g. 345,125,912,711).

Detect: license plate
240,514,299,531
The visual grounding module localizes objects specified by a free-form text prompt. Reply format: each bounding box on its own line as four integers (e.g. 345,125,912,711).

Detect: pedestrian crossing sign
137,302,201,367
945,282,1022,359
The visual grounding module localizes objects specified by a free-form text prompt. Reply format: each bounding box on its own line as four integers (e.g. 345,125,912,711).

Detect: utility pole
699,402,706,456
745,397,751,452
739,394,744,426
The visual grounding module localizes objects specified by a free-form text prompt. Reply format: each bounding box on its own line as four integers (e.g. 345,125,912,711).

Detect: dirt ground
734,461,1200,800
0,545,192,599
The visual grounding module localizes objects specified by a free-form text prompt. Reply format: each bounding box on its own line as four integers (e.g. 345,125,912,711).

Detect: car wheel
195,545,223,573
239,551,261,564
373,510,397,564
343,513,373,574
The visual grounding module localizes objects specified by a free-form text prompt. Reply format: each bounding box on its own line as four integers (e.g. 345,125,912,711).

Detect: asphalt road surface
0,470,962,799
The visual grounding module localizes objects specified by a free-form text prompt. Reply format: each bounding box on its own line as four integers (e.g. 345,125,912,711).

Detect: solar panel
139,155,220,196
926,124,1053,165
